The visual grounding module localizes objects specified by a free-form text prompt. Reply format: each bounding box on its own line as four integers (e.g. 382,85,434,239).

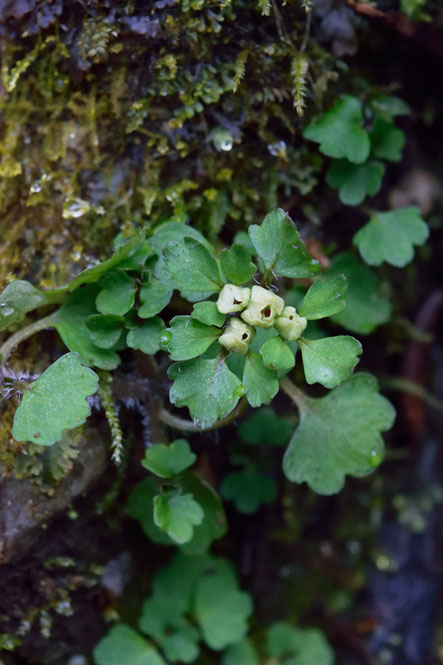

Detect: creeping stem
0,313,58,367
159,397,248,433
161,379,309,432
279,375,308,413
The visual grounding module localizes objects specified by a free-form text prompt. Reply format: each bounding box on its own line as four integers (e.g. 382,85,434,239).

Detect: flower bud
240,285,284,329
216,284,251,314
218,318,255,355
275,306,307,341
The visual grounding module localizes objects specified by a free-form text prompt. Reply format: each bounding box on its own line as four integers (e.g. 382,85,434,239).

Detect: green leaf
151,552,208,614
139,595,200,663
370,94,410,122
127,478,173,545
195,558,253,650
159,625,200,664
221,465,277,514
55,286,120,369
243,353,279,407
178,471,228,554
326,160,384,206
220,244,256,285
115,238,153,271
299,275,347,320
138,278,172,319
12,353,98,446
64,234,144,293
86,314,124,349
222,639,259,665
93,625,166,665
260,336,295,372
191,301,226,327
165,316,221,361
96,270,135,316
283,373,395,494
233,231,256,256
299,335,362,389
139,595,181,642
153,491,204,544
370,118,405,162
152,221,213,254
168,357,245,428
239,407,293,446
126,318,164,354
354,206,429,267
328,253,391,334
128,475,227,552
159,237,223,294
141,439,196,478
303,96,370,164
249,209,320,278
267,622,301,658
266,623,334,665
0,280,59,332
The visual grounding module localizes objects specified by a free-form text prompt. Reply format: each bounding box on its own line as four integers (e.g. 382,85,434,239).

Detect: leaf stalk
0,313,58,367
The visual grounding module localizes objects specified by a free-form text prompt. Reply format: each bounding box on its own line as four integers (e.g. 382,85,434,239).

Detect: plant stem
159,397,248,432
279,375,308,413
0,313,58,367
300,10,312,52
261,269,273,287
380,375,443,412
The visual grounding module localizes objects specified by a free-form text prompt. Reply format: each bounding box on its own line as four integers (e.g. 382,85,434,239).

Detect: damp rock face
0,430,107,565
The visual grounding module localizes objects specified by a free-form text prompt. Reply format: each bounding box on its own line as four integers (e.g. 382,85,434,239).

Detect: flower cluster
216,284,307,355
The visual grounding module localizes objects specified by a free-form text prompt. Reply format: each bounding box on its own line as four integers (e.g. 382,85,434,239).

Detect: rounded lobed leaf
283,373,395,494
93,624,165,665
299,275,347,320
248,209,321,279
303,95,370,164
353,206,428,267
12,352,99,446
299,335,362,389
153,492,204,544
259,335,295,372
127,318,165,355
168,357,245,429
166,316,221,361
243,352,279,407
142,439,196,478
220,244,256,285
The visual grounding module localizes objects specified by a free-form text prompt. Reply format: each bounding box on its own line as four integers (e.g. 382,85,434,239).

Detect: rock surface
0,429,107,565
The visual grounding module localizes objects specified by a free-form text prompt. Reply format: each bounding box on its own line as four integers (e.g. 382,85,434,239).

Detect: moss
0,0,340,291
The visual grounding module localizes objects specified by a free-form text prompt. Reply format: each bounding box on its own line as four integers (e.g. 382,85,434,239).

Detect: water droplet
268,140,287,158
160,331,172,349
211,127,234,152
370,449,383,468
55,599,73,616
0,304,14,317
62,197,92,219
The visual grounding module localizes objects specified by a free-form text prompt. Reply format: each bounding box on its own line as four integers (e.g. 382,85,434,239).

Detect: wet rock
0,428,107,565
